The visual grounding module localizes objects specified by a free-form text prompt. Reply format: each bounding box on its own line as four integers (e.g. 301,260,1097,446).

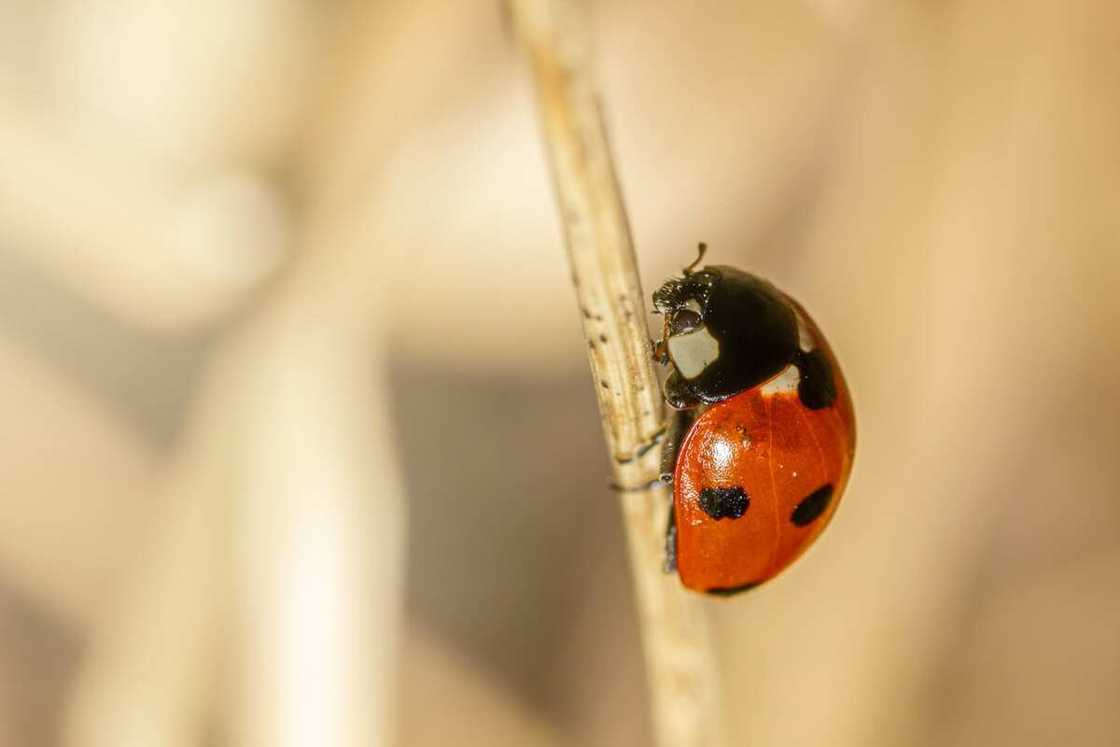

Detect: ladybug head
653,262,800,405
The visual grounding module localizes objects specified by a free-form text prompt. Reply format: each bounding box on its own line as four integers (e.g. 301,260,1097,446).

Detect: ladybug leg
663,506,678,573
651,315,671,365
659,408,694,573
660,408,696,482
664,370,703,410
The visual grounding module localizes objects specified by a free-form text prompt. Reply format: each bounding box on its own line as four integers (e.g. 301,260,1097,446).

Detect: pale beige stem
510,2,725,744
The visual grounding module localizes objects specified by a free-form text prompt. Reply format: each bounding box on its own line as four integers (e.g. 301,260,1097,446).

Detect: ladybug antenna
683,242,707,275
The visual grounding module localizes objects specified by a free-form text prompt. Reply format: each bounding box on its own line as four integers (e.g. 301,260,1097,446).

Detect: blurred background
1,0,1118,745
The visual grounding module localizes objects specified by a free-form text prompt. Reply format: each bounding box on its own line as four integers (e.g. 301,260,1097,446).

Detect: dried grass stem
511,2,725,744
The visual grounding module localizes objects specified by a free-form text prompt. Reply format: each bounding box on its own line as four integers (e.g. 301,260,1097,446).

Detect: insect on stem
509,1,726,745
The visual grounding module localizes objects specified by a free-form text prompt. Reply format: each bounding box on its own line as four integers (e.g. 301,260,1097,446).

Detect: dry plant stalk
510,1,725,744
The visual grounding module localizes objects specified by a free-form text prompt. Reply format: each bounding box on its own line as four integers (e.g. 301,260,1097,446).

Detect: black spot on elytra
791,484,834,526
794,349,836,410
698,486,749,520
705,581,760,596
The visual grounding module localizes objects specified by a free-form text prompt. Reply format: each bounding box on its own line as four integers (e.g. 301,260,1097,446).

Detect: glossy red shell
673,305,855,592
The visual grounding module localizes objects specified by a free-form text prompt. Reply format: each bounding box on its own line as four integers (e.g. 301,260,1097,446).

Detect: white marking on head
668,325,720,379
759,363,800,396
794,311,814,350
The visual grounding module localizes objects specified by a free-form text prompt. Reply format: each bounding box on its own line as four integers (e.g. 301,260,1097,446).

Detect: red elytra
672,310,855,593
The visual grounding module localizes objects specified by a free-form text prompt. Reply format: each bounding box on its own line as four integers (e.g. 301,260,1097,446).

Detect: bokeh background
1,1,1118,745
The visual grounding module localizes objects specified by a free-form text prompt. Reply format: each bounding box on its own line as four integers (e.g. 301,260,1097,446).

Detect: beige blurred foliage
0,1,1117,746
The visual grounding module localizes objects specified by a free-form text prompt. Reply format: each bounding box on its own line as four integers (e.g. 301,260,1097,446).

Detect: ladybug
653,245,855,595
